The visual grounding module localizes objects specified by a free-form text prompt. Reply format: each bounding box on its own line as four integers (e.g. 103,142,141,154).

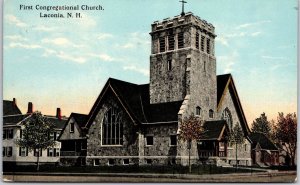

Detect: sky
3,0,298,126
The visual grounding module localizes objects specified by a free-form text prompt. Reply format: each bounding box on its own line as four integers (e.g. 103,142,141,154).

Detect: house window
146,159,152,164
3,147,6,157
19,147,28,157
108,159,115,166
170,135,177,146
55,148,60,157
207,38,210,54
168,34,175,50
201,36,205,52
195,32,199,49
3,130,7,139
70,122,74,133
102,107,123,145
47,148,59,157
167,60,172,71
196,106,201,116
3,129,14,139
47,148,54,157
34,148,42,157
146,136,153,146
178,32,184,49
159,37,166,52
8,129,13,139
222,108,233,131
244,144,247,151
7,147,12,157
94,159,100,166
209,109,214,118
49,132,57,140
123,159,130,165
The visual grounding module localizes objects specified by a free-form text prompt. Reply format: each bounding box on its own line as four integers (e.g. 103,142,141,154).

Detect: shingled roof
3,100,22,116
217,74,250,135
71,113,88,128
85,78,183,127
200,120,227,140
3,113,67,130
217,74,231,105
86,74,248,128
249,133,278,151
3,114,30,125
45,116,68,130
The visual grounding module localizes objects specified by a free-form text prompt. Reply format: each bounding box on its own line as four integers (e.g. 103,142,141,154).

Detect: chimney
13,98,17,107
27,102,33,114
56,108,61,120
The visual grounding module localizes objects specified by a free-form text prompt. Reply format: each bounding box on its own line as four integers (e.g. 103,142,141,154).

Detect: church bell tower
149,11,217,119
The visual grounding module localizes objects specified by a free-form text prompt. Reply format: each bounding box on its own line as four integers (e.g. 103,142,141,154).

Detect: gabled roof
217,74,231,105
146,101,183,123
85,74,248,129
45,116,68,130
3,100,22,116
72,113,88,128
3,114,30,126
85,78,183,128
57,113,88,140
249,133,278,151
200,120,227,140
217,74,250,135
3,113,67,130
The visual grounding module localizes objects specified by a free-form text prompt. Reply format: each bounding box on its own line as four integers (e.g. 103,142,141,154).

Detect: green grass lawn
3,164,264,174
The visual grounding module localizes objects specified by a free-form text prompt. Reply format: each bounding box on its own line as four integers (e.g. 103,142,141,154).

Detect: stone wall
217,85,252,166
150,13,216,105
86,91,139,166
187,49,217,120
142,123,179,165
149,49,188,104
227,140,252,166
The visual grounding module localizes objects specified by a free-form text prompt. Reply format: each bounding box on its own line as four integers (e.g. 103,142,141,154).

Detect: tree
178,114,204,173
274,112,297,166
229,123,244,170
251,112,272,137
16,112,56,171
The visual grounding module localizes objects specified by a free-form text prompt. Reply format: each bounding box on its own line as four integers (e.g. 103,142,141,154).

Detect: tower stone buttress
149,12,217,120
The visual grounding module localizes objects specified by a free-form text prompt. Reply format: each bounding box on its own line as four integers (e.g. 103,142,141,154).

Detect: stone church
59,11,252,167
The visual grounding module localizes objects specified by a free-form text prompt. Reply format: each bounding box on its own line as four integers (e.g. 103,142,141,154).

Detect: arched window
209,109,214,118
222,108,233,130
102,107,123,145
196,106,201,116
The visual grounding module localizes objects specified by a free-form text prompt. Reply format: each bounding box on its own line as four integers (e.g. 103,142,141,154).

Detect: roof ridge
71,112,88,116
217,73,232,77
109,78,139,86
3,114,25,117
109,77,150,86
3,100,13,102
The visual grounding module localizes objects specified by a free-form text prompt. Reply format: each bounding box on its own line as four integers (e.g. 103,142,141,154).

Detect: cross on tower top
179,0,187,16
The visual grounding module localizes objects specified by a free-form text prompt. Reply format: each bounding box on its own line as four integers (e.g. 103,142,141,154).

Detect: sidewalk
3,171,296,183
3,170,296,178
